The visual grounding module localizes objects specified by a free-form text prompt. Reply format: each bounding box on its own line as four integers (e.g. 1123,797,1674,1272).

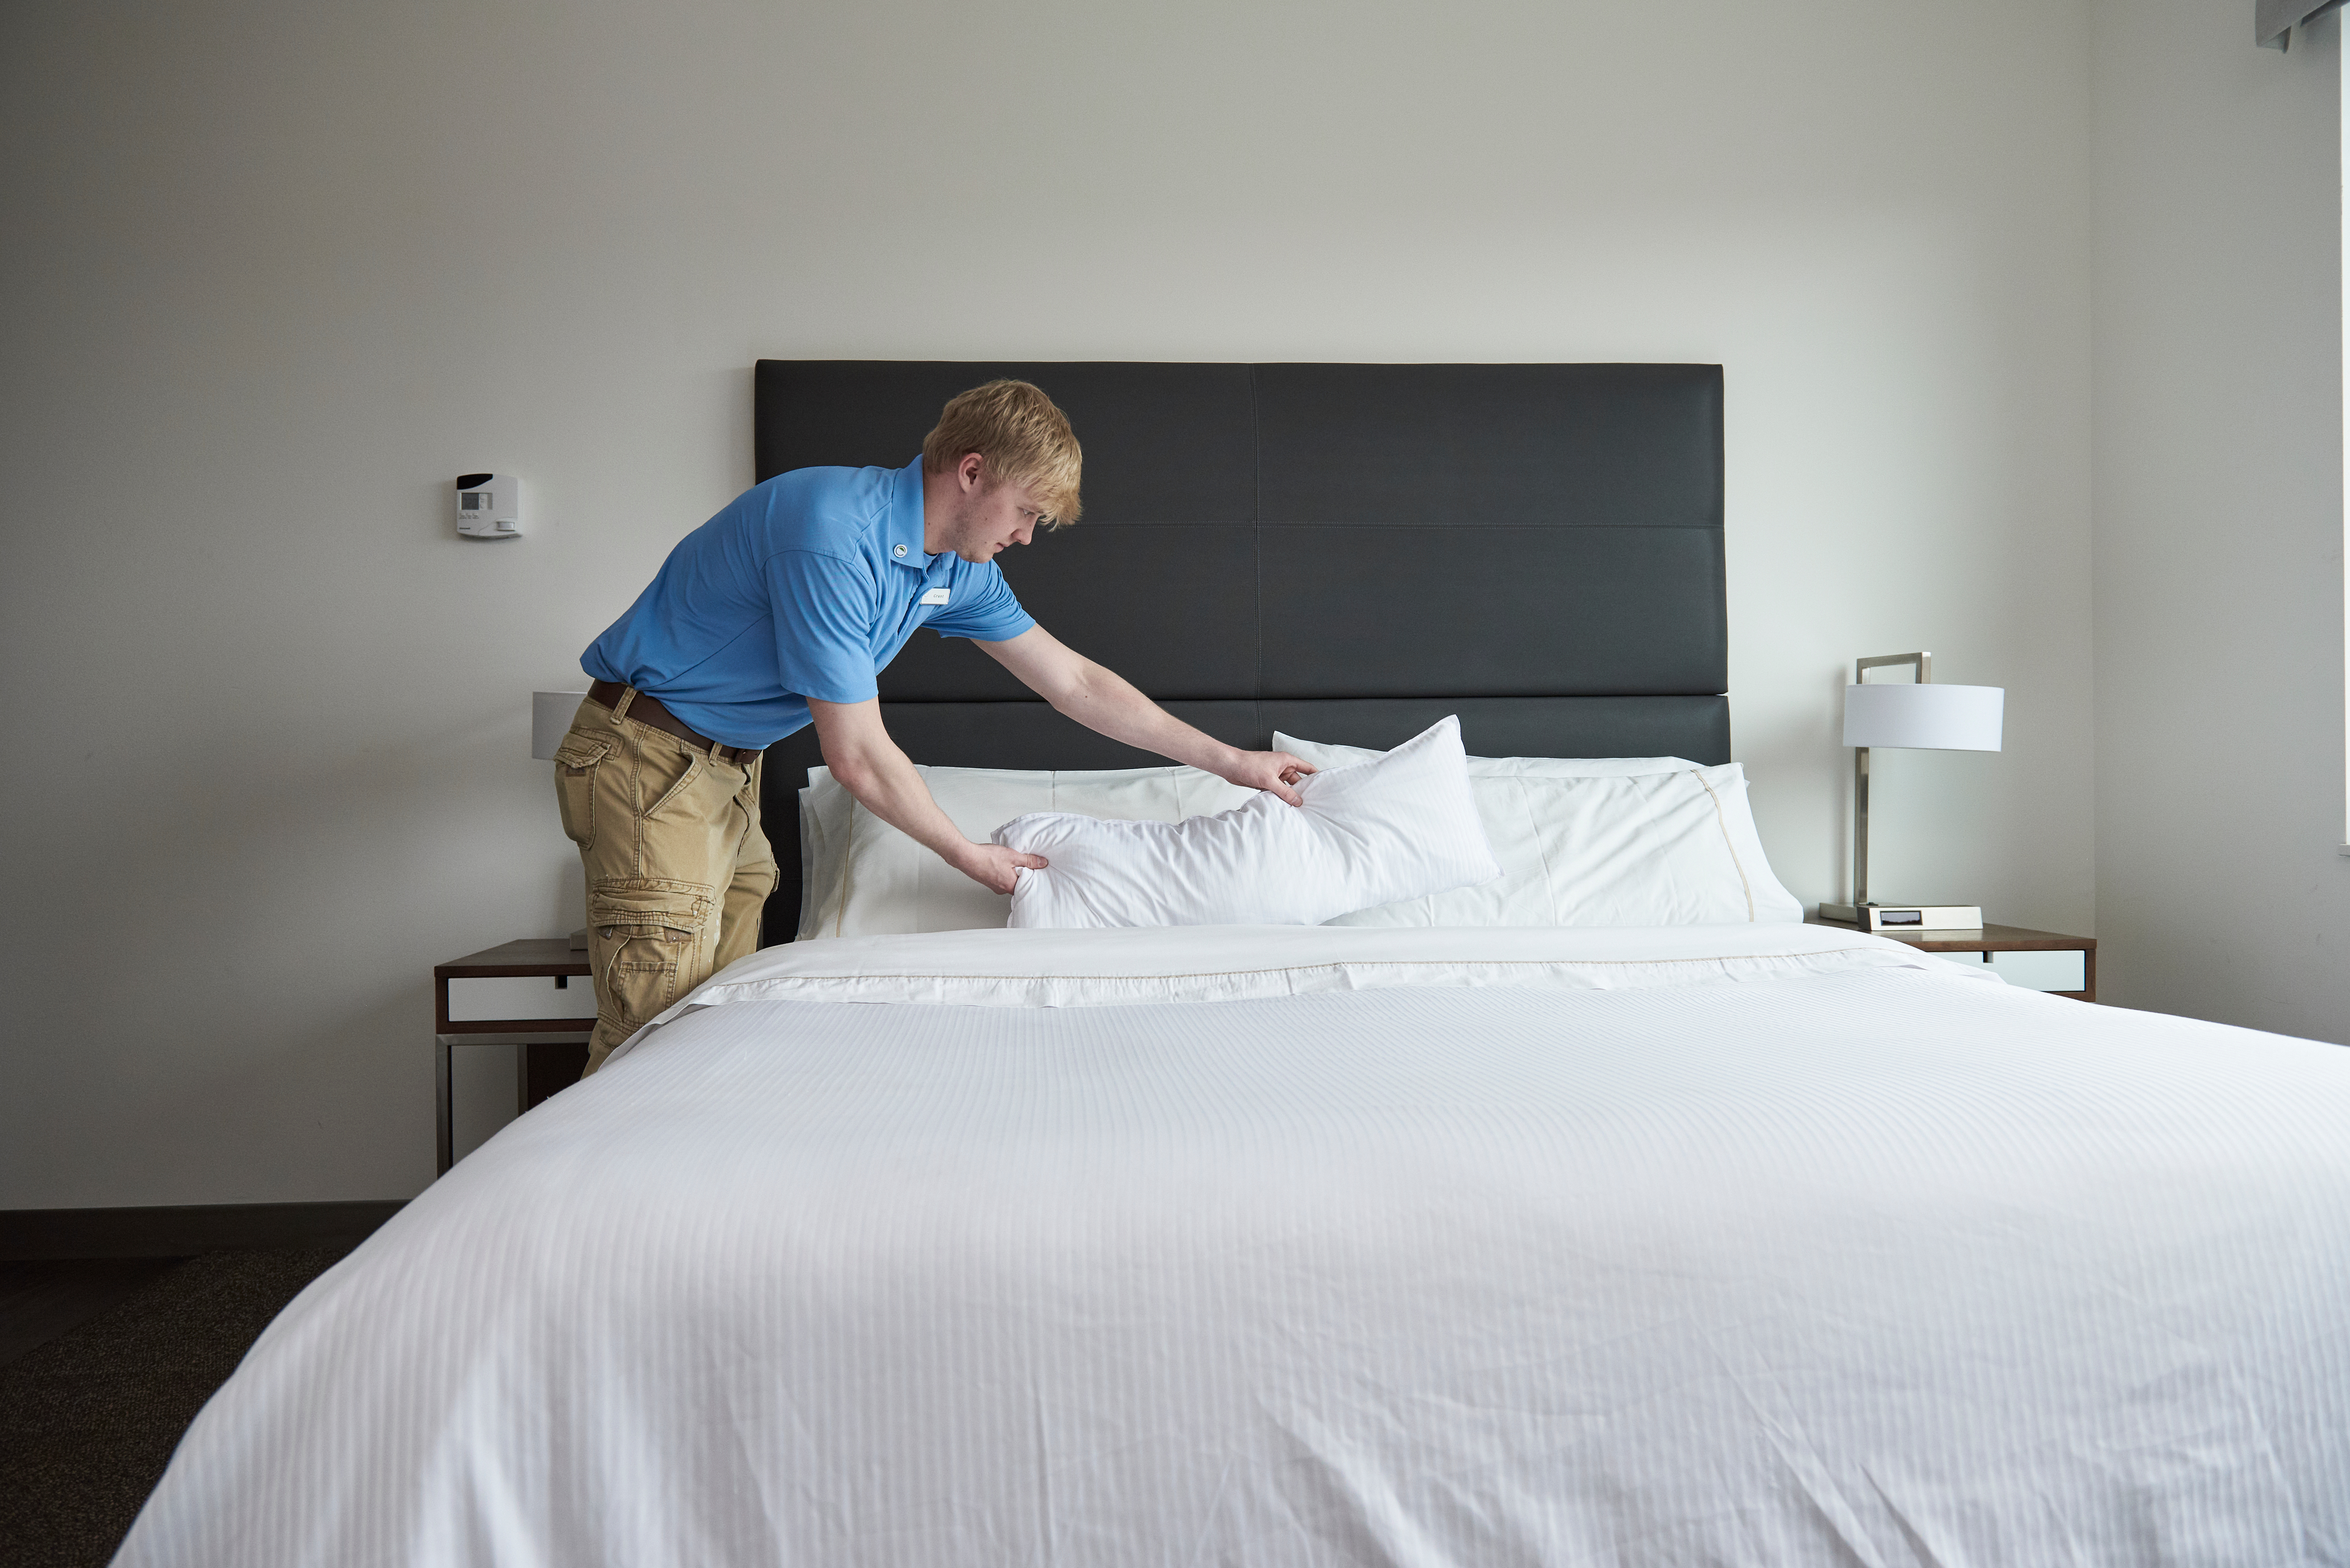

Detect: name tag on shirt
919,587,951,606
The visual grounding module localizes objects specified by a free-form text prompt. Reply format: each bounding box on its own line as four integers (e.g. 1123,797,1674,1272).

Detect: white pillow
794,768,855,939
1270,731,1799,927
1325,764,1801,927
1274,731,1697,778
996,716,1501,930
795,763,1257,939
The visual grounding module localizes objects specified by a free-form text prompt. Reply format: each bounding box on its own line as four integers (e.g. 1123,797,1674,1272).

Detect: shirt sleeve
765,549,882,704
926,562,1036,643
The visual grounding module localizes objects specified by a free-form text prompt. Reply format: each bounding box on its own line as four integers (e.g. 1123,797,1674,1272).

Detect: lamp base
1818,902,1984,933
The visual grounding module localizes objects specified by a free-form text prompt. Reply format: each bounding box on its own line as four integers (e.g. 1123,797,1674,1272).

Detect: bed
114,364,2350,1566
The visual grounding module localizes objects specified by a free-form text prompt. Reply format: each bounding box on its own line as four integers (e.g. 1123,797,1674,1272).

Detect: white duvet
118,926,2350,1566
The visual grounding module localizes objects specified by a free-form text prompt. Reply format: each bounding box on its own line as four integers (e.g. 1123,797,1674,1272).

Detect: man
553,379,1312,1073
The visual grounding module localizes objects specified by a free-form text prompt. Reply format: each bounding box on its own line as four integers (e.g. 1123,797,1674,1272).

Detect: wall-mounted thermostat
456,473,523,539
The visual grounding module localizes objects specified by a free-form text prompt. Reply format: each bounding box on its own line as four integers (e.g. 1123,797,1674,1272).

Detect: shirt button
893,544,906,557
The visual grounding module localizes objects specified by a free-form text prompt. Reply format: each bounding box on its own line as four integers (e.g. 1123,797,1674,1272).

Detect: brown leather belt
587,681,762,766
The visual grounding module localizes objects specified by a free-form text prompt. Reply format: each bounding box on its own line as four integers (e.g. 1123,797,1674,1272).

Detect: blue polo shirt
580,457,1035,747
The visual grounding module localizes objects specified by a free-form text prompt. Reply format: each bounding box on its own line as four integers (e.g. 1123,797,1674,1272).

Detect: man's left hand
1218,750,1317,807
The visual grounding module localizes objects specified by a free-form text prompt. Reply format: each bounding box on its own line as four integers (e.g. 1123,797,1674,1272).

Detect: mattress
117,925,2350,1566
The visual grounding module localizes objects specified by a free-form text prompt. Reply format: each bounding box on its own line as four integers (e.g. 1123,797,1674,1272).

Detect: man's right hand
955,841,1048,895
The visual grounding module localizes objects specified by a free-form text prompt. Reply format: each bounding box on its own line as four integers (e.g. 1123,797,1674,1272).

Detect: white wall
2091,2,2350,1036
0,0,2097,1208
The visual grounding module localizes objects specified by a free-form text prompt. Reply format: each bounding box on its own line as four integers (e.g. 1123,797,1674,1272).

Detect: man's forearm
1043,659,1240,773
808,696,1049,894
822,733,977,869
976,627,1309,804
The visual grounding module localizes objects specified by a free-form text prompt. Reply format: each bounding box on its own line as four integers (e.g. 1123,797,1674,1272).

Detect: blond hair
921,379,1083,526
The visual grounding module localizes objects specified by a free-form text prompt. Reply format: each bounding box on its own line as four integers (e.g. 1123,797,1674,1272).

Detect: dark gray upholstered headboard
752,360,1729,945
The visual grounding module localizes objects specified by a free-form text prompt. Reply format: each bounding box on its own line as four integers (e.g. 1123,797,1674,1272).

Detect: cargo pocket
553,732,617,848
589,878,715,1028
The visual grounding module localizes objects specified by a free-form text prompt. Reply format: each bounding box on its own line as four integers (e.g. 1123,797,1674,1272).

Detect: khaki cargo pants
551,692,778,1075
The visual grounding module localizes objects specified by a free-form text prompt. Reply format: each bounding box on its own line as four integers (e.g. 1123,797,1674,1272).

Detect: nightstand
432,939,595,1176
1807,918,2097,1002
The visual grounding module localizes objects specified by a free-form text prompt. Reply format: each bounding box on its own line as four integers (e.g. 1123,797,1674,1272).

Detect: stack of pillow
794,716,1801,937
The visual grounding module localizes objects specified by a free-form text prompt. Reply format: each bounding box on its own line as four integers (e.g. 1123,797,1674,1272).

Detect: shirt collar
885,457,932,571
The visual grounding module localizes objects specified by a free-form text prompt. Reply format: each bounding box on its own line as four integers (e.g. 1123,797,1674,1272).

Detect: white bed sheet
118,926,2350,1567
614,919,1952,1025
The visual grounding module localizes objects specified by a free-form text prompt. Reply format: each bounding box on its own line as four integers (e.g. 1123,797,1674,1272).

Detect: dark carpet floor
0,1247,351,1568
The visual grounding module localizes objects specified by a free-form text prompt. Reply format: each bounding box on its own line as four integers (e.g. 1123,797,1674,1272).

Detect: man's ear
957,451,985,493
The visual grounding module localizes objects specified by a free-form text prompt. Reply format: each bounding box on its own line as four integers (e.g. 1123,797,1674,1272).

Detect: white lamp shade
532,691,589,760
1843,682,2003,751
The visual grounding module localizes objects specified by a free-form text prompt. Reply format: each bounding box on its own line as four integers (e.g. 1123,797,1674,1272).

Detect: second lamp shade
1842,683,2004,751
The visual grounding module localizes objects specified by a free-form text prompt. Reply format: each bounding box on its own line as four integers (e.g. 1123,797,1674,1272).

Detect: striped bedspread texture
117,925,2350,1567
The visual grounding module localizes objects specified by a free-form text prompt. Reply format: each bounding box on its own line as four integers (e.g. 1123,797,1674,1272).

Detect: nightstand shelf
432,939,594,1177
1806,919,2097,1002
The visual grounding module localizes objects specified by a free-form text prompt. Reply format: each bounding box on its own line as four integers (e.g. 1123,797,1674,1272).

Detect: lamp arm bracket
1855,651,1932,684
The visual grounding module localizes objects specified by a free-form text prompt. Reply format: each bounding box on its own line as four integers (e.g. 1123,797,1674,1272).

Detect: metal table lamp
1817,652,2004,929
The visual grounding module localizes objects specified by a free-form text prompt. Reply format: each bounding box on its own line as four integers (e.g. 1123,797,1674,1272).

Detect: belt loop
609,686,637,727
